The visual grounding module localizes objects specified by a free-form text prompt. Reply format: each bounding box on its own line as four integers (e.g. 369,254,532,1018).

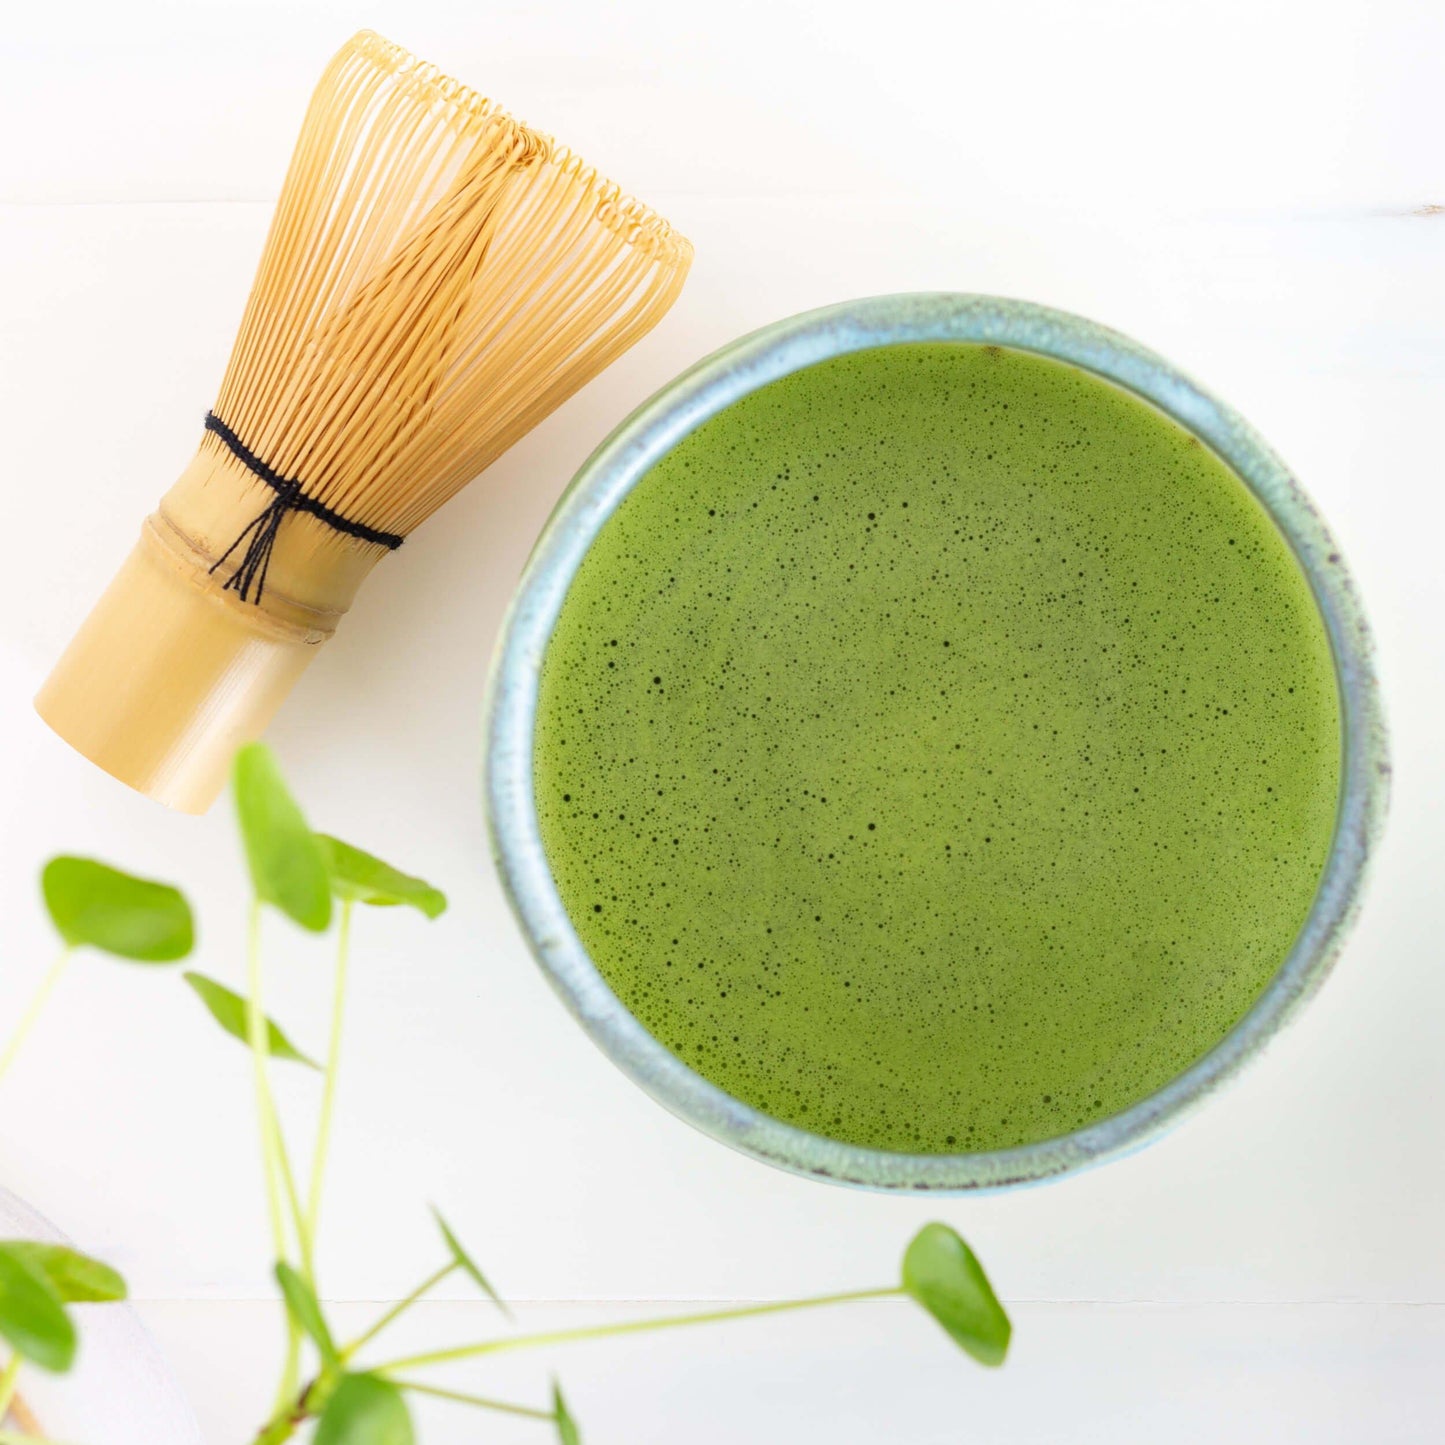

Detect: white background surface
1,1,1442,1441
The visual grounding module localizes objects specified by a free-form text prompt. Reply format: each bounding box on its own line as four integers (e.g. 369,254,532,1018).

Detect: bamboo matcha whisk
36,30,691,813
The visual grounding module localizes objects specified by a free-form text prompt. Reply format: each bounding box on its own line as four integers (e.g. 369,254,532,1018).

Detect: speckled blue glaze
484,294,1389,1193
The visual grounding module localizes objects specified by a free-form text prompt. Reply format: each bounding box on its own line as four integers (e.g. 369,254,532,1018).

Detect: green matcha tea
534,343,1340,1154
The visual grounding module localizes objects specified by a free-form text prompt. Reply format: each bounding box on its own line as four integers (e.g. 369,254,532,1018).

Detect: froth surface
534,343,1340,1154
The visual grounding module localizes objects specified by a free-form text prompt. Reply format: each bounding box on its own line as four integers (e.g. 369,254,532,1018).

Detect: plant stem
388,1379,553,1421
273,1314,302,1418
275,1116,311,1283
0,1353,20,1420
0,949,72,1086
243,901,301,1411
305,900,352,1270
245,902,286,1258
252,1398,306,1445
375,1287,903,1375
340,1262,456,1362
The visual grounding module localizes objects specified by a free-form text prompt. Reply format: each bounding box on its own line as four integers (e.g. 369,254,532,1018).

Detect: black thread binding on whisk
203,412,404,604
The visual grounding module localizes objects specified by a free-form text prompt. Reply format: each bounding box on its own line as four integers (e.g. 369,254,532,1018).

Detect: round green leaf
553,1382,581,1445
184,972,319,1069
2,1243,126,1304
314,1374,414,1445
901,1223,1011,1367
275,1262,338,1367
41,857,193,962
0,1244,77,1372
317,837,447,918
431,1207,508,1317
232,745,332,933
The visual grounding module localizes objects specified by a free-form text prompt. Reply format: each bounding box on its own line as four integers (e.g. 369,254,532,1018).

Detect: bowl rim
484,292,1390,1193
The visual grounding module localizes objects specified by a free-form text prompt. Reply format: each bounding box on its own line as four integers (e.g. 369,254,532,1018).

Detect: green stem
375,1287,903,1375
0,1353,20,1420
0,949,72,1086
244,902,301,1412
306,900,352,1268
272,1312,302,1416
252,1398,306,1445
389,1379,553,1421
275,1115,311,1282
245,903,286,1257
280,1144,309,1283
341,1262,456,1362
272,1135,305,1408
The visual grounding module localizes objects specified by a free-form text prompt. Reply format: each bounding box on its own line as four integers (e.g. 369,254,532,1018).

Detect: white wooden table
1,2,1441,1440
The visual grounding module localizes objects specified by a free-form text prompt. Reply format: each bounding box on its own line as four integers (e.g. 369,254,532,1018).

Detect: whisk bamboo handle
35,444,387,812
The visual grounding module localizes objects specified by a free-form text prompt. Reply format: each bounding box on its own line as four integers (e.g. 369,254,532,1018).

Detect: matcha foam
534,342,1340,1154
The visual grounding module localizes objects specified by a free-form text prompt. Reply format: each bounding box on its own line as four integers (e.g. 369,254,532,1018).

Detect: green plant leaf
314,1373,414,1445
41,857,193,962
432,1207,509,1318
0,1245,76,1373
184,973,319,1069
232,744,332,933
316,837,447,919
275,1262,338,1368
2,1244,126,1304
901,1223,1010,1367
552,1381,581,1445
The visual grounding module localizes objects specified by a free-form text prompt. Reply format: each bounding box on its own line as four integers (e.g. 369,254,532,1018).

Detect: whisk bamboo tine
36,29,692,813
